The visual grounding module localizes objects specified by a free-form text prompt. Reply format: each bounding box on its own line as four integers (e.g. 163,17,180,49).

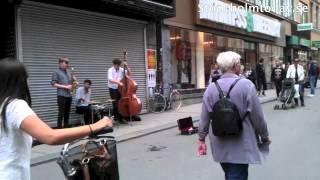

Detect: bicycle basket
57,138,119,180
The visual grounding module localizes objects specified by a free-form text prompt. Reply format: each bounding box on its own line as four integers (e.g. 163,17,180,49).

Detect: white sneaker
308,94,315,97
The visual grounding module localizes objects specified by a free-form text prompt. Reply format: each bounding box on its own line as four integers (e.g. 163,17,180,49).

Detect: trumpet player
51,57,76,128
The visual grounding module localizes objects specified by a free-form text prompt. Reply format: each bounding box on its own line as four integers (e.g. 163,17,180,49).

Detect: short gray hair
216,51,241,73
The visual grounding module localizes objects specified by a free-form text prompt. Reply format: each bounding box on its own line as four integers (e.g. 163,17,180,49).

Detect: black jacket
256,63,266,79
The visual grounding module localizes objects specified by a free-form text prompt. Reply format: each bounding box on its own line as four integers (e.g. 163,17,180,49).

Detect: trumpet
70,67,79,96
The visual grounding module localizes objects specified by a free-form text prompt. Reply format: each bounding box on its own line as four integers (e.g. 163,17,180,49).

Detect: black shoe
301,103,305,107
262,91,266,96
132,116,142,121
119,119,128,124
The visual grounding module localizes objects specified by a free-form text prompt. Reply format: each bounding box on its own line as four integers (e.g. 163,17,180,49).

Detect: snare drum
91,104,107,122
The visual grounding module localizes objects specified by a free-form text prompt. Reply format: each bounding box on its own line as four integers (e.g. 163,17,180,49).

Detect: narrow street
32,92,320,180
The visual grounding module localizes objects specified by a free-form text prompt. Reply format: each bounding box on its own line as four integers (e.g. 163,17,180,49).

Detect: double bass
118,50,142,118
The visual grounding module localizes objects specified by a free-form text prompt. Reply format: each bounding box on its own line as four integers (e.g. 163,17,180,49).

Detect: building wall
165,0,194,28
163,0,286,89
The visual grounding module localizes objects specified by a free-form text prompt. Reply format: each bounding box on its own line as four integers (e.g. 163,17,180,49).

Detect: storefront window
259,43,272,82
244,41,257,67
203,33,217,85
203,34,244,85
170,27,197,89
297,50,308,61
271,45,284,67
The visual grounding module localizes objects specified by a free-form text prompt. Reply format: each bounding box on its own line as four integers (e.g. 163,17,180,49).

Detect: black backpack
211,79,248,136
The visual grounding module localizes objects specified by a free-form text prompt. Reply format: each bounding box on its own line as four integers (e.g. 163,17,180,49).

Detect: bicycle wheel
150,93,166,113
170,91,182,111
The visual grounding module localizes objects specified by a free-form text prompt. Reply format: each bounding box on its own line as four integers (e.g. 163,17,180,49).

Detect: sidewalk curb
31,97,277,167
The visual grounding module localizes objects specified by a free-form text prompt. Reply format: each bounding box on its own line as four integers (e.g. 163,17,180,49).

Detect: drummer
75,79,92,125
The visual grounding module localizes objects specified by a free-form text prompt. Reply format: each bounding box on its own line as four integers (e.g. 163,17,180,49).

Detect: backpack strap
214,81,225,99
226,78,241,98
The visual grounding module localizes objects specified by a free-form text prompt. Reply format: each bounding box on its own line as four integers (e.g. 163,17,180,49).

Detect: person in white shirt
0,58,112,180
75,79,92,125
108,58,131,124
286,58,305,106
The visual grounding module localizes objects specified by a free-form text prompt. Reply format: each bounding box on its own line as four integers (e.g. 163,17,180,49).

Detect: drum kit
90,100,117,125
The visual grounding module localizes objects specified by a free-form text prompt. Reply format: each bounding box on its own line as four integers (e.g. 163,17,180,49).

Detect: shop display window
170,27,197,89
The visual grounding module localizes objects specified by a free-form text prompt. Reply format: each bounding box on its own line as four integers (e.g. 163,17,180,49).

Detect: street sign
297,23,313,31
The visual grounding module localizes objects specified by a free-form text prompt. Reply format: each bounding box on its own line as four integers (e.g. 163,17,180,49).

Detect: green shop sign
312,41,320,48
300,38,311,47
288,35,299,45
297,23,313,31
246,11,254,33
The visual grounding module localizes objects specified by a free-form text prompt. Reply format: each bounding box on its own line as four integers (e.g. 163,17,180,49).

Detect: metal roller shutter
6,29,16,57
19,2,147,126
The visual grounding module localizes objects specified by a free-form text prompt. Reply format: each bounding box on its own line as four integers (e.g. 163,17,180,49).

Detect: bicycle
148,83,182,113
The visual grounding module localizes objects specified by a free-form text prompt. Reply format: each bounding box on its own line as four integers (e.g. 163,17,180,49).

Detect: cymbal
90,100,103,105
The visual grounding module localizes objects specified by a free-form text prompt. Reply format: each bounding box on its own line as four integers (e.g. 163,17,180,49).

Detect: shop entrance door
245,50,257,68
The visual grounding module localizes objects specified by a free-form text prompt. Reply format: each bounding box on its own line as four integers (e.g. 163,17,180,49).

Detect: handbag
80,140,112,180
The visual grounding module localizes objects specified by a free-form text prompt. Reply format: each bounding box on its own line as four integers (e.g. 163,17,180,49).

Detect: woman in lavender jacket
198,51,271,180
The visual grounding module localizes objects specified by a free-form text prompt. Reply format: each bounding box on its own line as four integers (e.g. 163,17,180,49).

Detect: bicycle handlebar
89,127,113,138
32,127,114,148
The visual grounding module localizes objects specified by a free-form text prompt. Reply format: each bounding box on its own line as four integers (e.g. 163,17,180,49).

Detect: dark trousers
257,76,267,92
274,80,282,97
221,163,249,180
57,96,72,128
109,88,122,120
76,105,92,125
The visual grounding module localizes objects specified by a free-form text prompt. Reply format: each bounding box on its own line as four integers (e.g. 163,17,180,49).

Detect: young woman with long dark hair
0,58,112,180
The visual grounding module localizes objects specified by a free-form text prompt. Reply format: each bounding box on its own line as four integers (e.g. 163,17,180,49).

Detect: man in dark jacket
271,61,285,98
308,58,318,96
256,58,267,96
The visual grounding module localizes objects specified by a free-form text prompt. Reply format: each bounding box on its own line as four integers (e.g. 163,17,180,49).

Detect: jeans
220,163,249,180
57,96,72,128
309,76,317,95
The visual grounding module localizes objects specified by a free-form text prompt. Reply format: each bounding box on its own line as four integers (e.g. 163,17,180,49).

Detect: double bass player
108,58,141,124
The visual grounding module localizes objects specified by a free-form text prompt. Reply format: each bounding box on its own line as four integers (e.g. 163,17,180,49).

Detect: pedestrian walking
51,57,75,128
307,57,318,96
244,63,257,87
239,64,245,78
198,51,271,180
286,58,305,106
208,63,222,83
271,61,285,98
256,58,267,96
0,58,113,180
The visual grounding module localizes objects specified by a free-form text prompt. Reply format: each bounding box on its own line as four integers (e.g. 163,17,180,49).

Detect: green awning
288,35,299,45
300,38,311,47
312,41,320,48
